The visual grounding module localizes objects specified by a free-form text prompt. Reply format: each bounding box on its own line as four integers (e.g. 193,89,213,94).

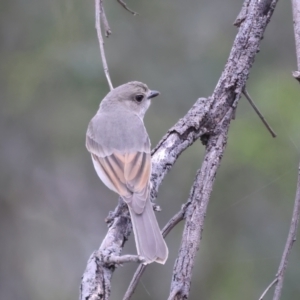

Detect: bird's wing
86,114,151,214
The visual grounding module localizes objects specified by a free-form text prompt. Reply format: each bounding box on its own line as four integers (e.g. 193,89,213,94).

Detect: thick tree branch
80,0,279,299
169,112,231,299
168,1,279,298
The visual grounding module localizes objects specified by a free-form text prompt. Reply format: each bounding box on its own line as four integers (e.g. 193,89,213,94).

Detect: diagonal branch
168,0,279,298
242,88,277,137
258,166,300,300
272,168,300,300
117,0,138,15
258,2,300,300
123,204,188,300
169,111,232,299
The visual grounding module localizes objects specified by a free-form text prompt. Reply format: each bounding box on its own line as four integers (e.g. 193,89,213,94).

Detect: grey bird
86,81,168,264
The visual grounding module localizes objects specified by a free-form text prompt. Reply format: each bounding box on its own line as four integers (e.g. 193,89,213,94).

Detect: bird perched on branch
86,81,168,264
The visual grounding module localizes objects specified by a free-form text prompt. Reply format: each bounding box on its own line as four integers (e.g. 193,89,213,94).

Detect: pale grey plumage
86,81,168,264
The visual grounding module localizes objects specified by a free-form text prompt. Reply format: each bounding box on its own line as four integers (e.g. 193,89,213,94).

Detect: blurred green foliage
1,0,299,299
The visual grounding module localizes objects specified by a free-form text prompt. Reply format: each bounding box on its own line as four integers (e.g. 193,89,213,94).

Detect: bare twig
123,265,146,300
101,254,145,265
258,166,300,300
117,0,138,15
100,3,112,37
95,0,113,90
242,88,277,138
292,0,300,83
292,0,300,72
260,2,300,299
123,204,188,300
258,277,278,300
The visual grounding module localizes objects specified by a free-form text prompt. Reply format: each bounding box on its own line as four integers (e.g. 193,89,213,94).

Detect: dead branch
259,278,278,300
168,1,279,298
258,166,300,300
272,166,300,300
273,1,300,297
117,0,137,15
292,0,300,82
169,112,232,299
95,0,113,90
123,204,188,300
242,88,276,137
259,2,300,299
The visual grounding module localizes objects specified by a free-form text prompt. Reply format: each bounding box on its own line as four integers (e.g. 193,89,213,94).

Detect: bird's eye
135,94,144,102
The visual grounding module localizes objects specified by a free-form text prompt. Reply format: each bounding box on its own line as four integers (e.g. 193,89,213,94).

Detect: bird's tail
128,198,168,264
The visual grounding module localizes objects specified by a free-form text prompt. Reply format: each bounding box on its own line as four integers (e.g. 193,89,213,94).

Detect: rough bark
168,0,279,298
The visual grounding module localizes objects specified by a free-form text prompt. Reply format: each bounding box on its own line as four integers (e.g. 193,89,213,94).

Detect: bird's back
86,109,150,155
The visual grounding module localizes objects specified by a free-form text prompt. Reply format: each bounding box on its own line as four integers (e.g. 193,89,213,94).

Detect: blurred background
1,0,299,299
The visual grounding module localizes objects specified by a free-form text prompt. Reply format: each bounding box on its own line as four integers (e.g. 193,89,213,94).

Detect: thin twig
292,0,300,83
123,204,188,300
292,0,300,72
258,2,300,298
242,88,276,138
267,3,300,297
270,2,300,297
123,265,146,300
258,166,300,300
162,203,188,238
101,254,146,265
117,0,138,15
95,0,113,90
100,3,112,37
258,277,278,300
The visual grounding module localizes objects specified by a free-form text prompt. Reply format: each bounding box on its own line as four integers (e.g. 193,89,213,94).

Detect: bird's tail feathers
128,197,168,264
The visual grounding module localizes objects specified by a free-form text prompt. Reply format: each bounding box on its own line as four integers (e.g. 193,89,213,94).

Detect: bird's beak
147,90,160,99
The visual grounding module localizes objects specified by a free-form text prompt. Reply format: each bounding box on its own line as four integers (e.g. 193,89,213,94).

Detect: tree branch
123,204,188,300
259,278,278,300
80,0,279,299
168,1,279,298
272,166,300,300
169,112,232,299
242,88,276,137
258,166,300,300
117,0,137,16
95,0,113,90
258,3,300,299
